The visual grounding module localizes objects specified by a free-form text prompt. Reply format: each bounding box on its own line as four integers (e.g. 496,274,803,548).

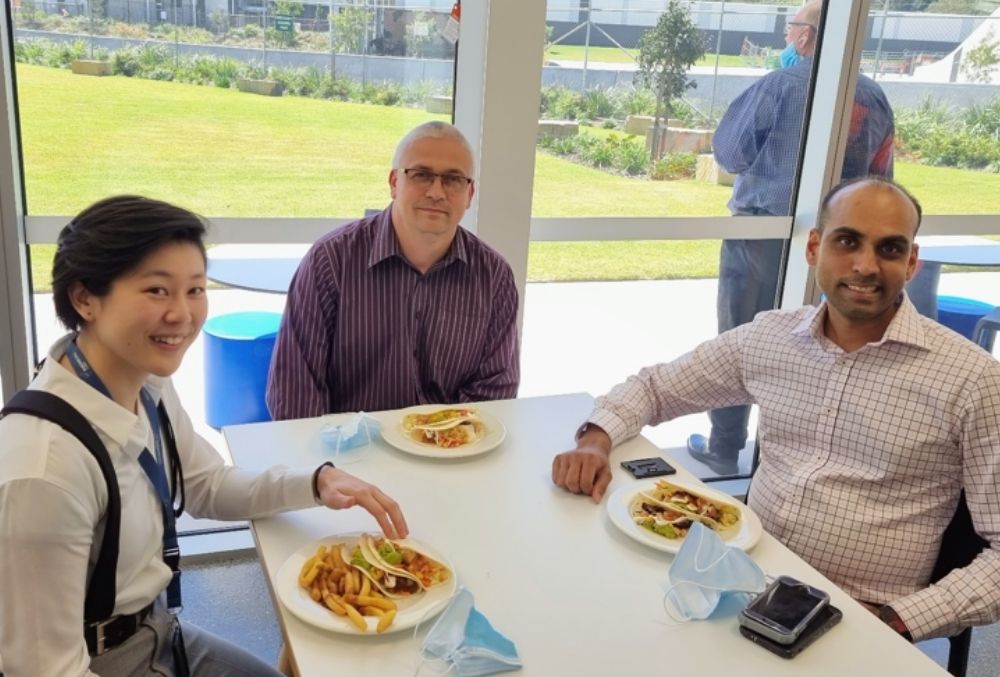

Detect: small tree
636,0,706,160
331,6,371,54
962,28,1000,84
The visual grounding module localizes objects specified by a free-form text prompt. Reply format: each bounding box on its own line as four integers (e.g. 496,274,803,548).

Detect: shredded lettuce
652,523,677,539
350,547,372,571
378,542,403,565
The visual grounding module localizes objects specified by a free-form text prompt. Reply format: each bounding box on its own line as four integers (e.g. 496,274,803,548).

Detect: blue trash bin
203,311,282,428
936,296,995,341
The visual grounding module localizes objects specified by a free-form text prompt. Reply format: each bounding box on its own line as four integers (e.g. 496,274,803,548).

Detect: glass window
14,0,458,217
530,1,835,480
14,0,460,537
865,4,1000,214
536,2,813,219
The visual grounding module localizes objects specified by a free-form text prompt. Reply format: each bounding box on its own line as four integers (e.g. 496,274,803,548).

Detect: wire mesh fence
12,0,457,58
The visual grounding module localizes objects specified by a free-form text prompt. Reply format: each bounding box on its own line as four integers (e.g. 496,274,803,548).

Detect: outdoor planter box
624,115,683,136
537,119,578,140
425,95,453,114
696,153,736,187
237,79,284,96
647,126,713,156
70,60,112,76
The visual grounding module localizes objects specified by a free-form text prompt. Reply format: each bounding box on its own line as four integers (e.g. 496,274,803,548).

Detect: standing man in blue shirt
687,0,895,475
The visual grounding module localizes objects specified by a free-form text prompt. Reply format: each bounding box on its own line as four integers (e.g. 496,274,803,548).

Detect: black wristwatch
575,422,603,441
312,461,335,502
879,605,913,642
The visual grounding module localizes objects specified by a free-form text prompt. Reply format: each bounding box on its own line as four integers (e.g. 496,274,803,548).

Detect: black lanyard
64,340,183,610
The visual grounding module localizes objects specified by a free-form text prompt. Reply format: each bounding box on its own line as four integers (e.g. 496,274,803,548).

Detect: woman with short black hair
0,195,408,677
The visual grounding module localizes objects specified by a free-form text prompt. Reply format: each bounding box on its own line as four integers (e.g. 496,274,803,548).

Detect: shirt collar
367,204,469,270
792,294,929,351
35,334,167,452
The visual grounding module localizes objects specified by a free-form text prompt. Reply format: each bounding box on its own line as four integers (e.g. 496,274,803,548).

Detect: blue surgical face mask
780,43,803,68
662,522,767,622
418,587,522,677
319,412,379,463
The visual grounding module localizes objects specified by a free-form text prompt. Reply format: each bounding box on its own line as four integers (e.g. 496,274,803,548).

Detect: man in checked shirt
688,0,895,477
553,177,1000,642
267,122,520,419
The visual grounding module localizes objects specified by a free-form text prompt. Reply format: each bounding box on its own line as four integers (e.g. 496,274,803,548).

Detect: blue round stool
202,311,282,428
936,296,994,341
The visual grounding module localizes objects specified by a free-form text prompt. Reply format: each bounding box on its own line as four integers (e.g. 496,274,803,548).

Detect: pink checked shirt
589,298,1000,641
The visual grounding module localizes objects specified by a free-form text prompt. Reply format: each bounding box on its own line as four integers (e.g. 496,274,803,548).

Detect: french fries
297,542,399,633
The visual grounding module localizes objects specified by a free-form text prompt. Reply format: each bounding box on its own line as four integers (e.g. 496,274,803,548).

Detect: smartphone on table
621,457,677,479
740,603,842,658
738,576,830,646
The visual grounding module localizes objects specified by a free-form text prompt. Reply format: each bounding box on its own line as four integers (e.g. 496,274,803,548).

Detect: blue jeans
709,237,786,460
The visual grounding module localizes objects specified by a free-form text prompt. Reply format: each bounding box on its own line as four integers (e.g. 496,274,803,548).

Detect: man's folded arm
713,81,777,175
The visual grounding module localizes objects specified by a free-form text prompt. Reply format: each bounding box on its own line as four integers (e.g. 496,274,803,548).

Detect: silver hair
391,121,476,175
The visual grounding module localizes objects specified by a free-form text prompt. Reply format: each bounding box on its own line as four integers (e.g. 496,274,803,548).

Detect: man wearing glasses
687,0,895,476
267,121,519,418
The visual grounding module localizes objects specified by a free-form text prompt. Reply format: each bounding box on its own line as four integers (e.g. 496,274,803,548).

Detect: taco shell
345,542,422,598
401,409,485,448
639,480,741,531
361,534,452,590
630,493,697,539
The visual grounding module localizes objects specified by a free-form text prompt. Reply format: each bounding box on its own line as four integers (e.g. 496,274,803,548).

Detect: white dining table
223,392,948,677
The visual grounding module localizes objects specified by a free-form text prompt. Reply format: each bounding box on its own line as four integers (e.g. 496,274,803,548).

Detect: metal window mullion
0,2,36,402
26,212,1000,247
781,0,873,310
454,0,546,326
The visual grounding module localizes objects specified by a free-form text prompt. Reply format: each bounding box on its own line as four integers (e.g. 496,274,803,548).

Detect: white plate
275,533,458,635
380,405,507,459
606,478,763,554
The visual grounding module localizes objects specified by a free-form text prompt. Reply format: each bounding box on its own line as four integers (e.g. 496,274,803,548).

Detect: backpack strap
0,390,121,624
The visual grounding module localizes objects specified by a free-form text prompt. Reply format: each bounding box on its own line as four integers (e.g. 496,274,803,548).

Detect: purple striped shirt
266,207,520,419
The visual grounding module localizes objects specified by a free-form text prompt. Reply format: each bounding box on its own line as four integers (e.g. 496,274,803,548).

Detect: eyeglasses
400,168,474,194
784,21,815,35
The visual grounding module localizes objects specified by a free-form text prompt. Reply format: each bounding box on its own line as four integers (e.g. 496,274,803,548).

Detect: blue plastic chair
936,296,995,342
202,311,282,428
972,306,1000,352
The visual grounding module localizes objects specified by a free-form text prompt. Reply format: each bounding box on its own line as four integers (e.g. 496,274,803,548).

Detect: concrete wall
17,29,454,82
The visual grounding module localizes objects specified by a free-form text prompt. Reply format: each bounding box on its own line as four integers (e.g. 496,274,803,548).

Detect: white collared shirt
589,297,1000,641
0,335,316,676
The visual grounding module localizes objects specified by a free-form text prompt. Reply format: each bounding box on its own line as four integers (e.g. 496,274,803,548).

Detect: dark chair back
930,491,987,677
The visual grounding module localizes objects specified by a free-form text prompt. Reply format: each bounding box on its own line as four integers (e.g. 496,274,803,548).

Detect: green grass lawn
16,63,1000,289
545,44,749,68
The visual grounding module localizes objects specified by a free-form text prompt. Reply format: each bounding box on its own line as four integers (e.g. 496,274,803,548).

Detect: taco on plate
346,542,422,598
630,497,699,540
630,480,741,539
401,408,486,449
361,534,452,590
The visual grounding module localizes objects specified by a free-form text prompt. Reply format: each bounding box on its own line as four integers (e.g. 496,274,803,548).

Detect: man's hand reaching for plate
552,426,613,503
